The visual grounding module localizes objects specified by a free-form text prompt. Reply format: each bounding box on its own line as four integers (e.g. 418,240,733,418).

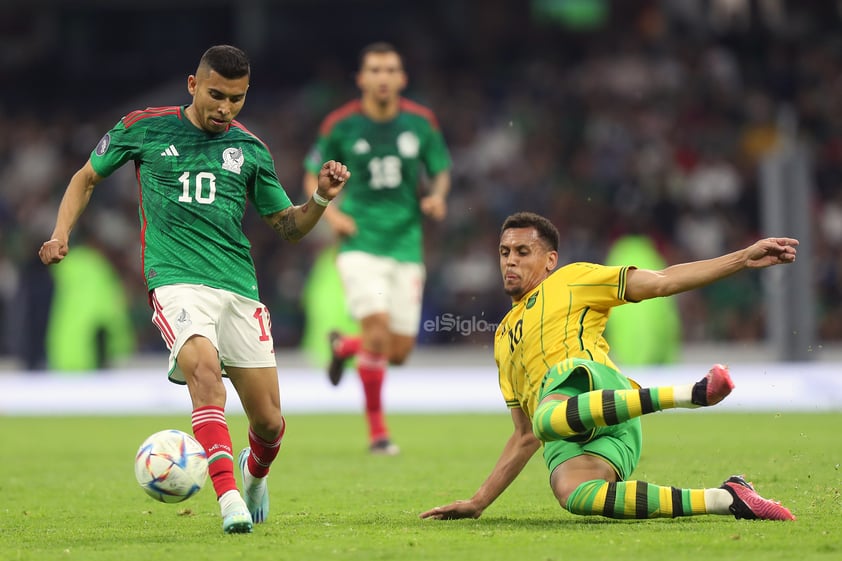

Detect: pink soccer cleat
691,364,734,406
720,475,796,521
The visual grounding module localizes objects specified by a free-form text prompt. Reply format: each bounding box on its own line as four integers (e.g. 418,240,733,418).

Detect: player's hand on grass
419,500,484,520
38,238,69,265
316,160,350,202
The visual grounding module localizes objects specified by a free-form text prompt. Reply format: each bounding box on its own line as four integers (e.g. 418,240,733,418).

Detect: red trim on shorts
151,291,176,348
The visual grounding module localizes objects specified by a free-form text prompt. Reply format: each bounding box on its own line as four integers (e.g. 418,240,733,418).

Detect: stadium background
1,0,842,374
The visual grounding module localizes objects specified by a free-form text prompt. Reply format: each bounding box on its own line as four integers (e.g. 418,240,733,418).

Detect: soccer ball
134,429,209,503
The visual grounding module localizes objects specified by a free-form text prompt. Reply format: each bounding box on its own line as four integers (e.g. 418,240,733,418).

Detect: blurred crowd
2,0,841,369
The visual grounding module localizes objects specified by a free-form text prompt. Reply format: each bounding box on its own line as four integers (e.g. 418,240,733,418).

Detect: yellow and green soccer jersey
303,98,452,263
494,263,633,418
89,105,293,300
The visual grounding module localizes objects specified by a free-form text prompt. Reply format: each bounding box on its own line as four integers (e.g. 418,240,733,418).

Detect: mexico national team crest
397,131,420,158
221,147,244,174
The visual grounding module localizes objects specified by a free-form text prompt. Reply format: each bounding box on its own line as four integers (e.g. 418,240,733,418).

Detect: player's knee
387,334,416,365
187,378,227,408
251,414,284,442
389,349,411,365
551,477,580,510
553,477,608,513
533,400,566,441
533,402,550,441
184,364,226,406
362,330,389,355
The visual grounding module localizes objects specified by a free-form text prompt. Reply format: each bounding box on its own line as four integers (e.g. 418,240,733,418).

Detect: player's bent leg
358,314,394,452
181,337,247,532
229,366,285,524
534,364,734,441
558,473,795,521
554,457,708,520
565,478,712,519
367,333,412,455
237,421,284,524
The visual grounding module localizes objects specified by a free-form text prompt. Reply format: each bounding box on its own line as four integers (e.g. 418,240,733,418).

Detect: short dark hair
501,212,560,251
198,45,250,79
358,41,403,70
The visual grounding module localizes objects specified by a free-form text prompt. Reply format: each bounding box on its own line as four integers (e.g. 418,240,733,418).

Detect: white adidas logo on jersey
160,145,180,157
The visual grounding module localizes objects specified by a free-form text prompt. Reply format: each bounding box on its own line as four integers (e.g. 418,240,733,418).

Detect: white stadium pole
759,105,816,361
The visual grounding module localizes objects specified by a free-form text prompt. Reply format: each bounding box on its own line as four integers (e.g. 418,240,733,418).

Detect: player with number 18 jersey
304,98,451,263
90,105,292,300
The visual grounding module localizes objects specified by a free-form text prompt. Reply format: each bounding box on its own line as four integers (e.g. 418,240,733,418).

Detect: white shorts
336,251,425,336
150,284,276,384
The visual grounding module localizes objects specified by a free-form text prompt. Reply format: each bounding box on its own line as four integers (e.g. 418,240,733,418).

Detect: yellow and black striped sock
533,387,677,440
566,479,707,519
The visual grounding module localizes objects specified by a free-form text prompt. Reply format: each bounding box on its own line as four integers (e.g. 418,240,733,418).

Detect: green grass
1,412,840,561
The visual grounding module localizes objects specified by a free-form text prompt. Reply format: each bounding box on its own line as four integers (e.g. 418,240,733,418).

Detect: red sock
358,350,388,441
246,418,286,479
191,405,237,499
336,335,362,359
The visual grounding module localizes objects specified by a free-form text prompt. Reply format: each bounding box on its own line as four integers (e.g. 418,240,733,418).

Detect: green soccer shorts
538,358,643,481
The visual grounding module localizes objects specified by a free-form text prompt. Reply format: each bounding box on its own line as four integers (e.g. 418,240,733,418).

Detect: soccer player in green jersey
421,211,797,522
39,45,350,534
303,42,452,455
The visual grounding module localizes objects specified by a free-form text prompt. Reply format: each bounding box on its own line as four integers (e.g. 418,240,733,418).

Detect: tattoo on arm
271,208,304,241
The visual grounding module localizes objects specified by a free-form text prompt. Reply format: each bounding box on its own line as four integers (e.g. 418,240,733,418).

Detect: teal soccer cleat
239,448,269,524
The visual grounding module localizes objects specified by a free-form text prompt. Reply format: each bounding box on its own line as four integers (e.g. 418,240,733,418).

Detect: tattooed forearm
271,209,305,241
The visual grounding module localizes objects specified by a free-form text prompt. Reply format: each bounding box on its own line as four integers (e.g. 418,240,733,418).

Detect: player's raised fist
317,160,351,201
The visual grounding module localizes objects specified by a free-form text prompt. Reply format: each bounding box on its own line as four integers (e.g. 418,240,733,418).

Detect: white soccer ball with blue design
134,429,208,503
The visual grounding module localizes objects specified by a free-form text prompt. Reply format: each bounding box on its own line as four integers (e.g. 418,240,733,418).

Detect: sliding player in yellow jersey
421,211,796,522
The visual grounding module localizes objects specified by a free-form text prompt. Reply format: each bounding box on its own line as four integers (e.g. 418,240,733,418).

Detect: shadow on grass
418,514,721,531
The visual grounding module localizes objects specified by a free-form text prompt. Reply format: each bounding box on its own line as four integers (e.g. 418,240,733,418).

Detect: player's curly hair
198,45,250,79
501,212,559,251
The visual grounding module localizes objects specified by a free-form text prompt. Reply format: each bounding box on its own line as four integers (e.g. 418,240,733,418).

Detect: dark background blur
2,0,841,368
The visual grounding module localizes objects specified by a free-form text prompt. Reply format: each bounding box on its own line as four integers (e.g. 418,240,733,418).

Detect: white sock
672,383,698,408
218,489,246,515
245,476,267,497
242,459,264,484
704,488,733,515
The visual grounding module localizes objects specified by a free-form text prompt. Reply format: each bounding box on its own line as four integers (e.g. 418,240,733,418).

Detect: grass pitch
1,411,840,561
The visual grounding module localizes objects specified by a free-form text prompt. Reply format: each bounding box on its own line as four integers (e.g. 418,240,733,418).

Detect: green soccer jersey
304,98,452,263
90,105,293,300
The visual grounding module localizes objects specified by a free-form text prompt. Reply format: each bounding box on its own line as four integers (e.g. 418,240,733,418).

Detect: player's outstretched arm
39,159,103,265
266,160,350,242
624,237,799,302
420,407,540,520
